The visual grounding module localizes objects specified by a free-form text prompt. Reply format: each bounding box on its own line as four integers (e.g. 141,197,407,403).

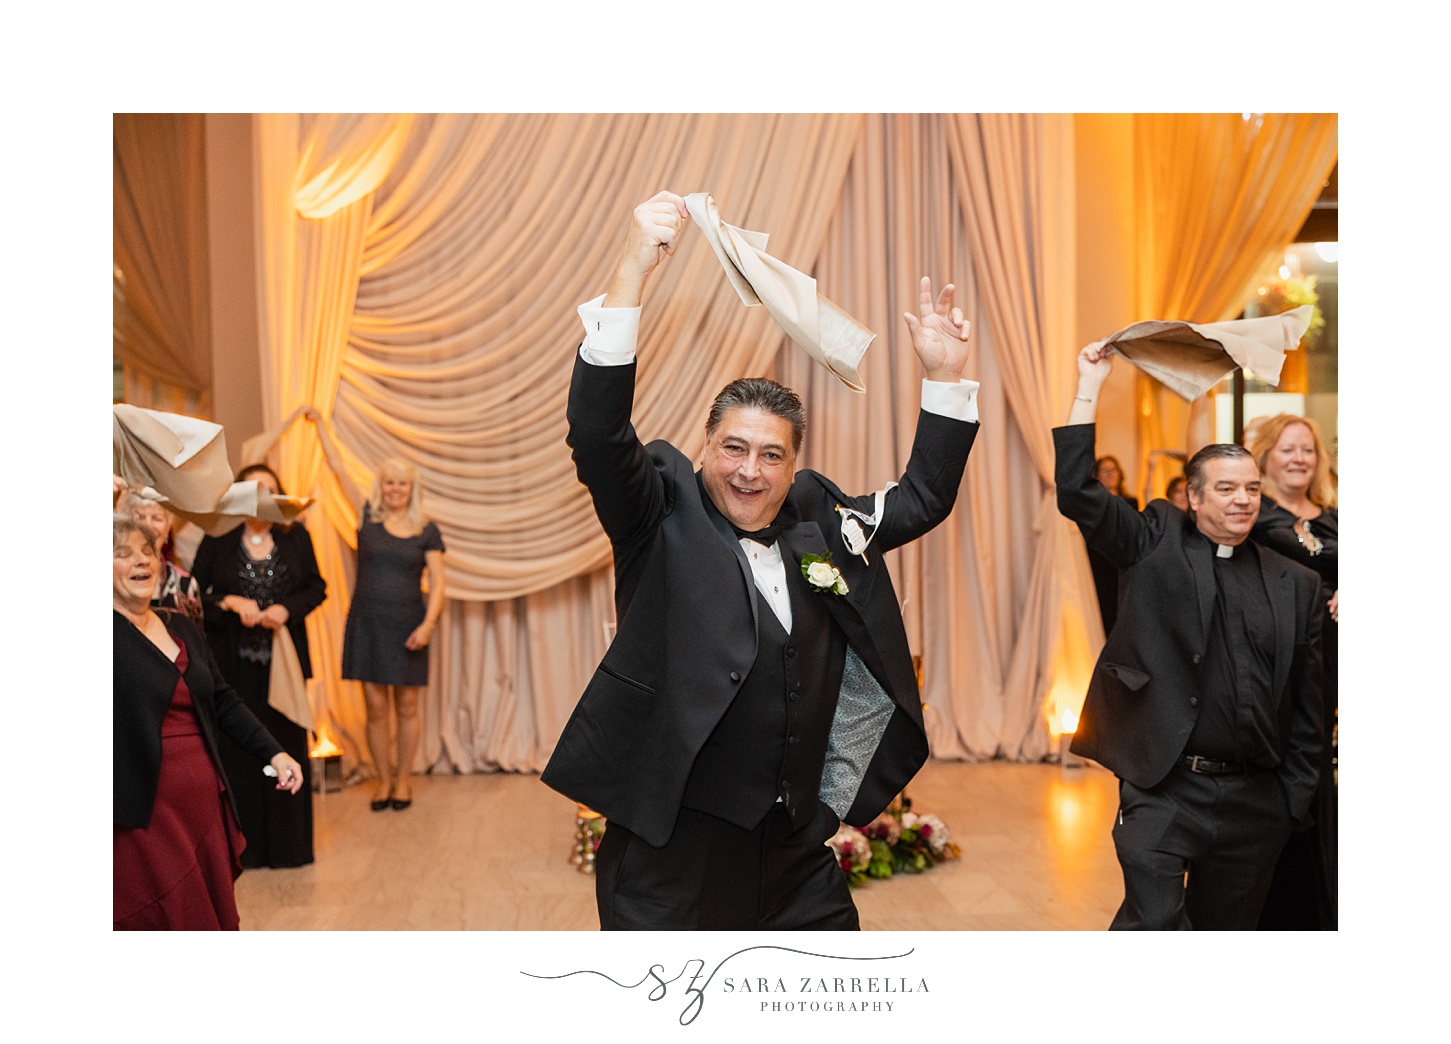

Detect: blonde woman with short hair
307,411,446,812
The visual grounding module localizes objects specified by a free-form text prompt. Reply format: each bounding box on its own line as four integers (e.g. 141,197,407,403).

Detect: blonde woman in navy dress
306,410,446,812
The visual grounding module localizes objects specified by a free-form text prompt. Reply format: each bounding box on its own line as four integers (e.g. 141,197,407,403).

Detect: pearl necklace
247,530,269,546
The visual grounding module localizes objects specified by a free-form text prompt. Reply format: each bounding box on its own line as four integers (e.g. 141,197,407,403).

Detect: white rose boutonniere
801,552,849,596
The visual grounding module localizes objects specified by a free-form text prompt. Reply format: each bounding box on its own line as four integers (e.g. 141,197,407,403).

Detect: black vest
681,567,845,832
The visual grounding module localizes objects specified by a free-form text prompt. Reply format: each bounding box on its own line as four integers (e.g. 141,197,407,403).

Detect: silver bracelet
1075,394,1094,403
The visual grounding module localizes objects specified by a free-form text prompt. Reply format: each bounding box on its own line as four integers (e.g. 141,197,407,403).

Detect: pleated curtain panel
113,113,213,406
113,113,1337,779
1128,113,1339,492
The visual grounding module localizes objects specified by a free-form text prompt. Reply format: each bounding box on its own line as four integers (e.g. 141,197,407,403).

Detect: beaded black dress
192,526,326,869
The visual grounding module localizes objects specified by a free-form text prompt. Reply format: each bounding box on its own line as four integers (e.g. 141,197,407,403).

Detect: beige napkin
166,482,313,537
113,405,315,535
268,625,314,731
1102,305,1314,401
685,193,873,392
113,405,232,512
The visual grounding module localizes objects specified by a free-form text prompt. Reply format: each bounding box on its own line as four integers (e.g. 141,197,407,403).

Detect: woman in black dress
1250,414,1338,930
191,464,327,869
304,410,446,811
114,513,303,929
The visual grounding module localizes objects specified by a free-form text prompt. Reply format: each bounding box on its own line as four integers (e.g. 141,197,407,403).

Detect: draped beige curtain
241,113,1324,780
113,113,213,413
937,114,1101,758
252,113,412,745
772,115,1094,761
1130,113,1339,476
253,115,872,771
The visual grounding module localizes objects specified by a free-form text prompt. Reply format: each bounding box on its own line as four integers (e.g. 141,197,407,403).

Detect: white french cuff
920,377,980,423
576,294,639,366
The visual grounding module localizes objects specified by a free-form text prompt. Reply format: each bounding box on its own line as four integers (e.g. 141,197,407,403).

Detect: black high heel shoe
370,786,393,812
390,795,412,811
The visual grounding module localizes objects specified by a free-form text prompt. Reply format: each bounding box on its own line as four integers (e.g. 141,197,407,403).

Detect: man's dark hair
1184,443,1256,494
705,378,806,453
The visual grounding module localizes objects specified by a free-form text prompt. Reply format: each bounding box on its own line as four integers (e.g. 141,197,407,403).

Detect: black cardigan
190,523,327,681
114,611,285,829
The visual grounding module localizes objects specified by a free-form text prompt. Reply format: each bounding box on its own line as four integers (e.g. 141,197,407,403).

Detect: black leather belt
1180,754,1246,775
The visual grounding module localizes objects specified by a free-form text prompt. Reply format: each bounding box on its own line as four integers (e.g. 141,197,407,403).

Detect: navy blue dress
341,519,445,687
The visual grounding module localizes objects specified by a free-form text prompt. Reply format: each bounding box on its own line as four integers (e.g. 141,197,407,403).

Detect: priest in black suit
1054,340,1324,930
541,191,980,930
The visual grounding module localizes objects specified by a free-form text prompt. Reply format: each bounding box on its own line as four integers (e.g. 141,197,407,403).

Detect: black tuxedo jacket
114,611,285,829
1054,424,1324,821
541,355,978,846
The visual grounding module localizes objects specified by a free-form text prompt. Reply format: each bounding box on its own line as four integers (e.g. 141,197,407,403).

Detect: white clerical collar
1215,543,1234,559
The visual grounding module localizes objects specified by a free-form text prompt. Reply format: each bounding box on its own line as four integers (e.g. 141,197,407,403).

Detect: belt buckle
1188,755,1209,774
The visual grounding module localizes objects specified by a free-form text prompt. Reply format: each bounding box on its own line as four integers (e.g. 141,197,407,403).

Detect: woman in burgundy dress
114,513,303,930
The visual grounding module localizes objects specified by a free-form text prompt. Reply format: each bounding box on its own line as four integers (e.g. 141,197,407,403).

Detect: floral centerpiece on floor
827,796,960,887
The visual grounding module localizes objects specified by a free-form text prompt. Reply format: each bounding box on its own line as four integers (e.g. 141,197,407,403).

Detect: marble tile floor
233,760,1124,931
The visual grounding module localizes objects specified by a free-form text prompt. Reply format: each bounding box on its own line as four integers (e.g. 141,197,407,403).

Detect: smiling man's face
1187,455,1261,546
700,407,796,532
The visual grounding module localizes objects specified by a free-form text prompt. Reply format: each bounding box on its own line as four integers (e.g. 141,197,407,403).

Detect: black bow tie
733,522,782,546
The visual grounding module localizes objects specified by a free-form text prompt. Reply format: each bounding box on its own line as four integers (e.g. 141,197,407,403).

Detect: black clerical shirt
1184,542,1280,765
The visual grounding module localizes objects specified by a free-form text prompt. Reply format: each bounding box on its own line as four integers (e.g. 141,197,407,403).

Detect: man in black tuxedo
1054,341,1324,930
541,191,980,930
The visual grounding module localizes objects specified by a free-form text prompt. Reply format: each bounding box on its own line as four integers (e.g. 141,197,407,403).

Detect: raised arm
1067,339,1112,425
302,406,370,510
602,190,688,309
902,275,971,383
566,354,668,547
237,406,310,473
1056,343,1161,567
567,191,690,547
866,278,978,551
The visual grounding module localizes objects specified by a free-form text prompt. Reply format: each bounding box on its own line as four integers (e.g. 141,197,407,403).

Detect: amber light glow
1045,677,1085,738
309,730,343,759
1052,706,1080,737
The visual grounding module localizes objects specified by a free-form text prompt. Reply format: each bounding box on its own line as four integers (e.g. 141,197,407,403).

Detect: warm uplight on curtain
1130,113,1338,481
234,112,1332,778
293,114,414,220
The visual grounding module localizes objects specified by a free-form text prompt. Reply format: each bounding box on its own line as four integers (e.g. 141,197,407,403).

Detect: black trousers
595,800,859,931
1110,764,1293,930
